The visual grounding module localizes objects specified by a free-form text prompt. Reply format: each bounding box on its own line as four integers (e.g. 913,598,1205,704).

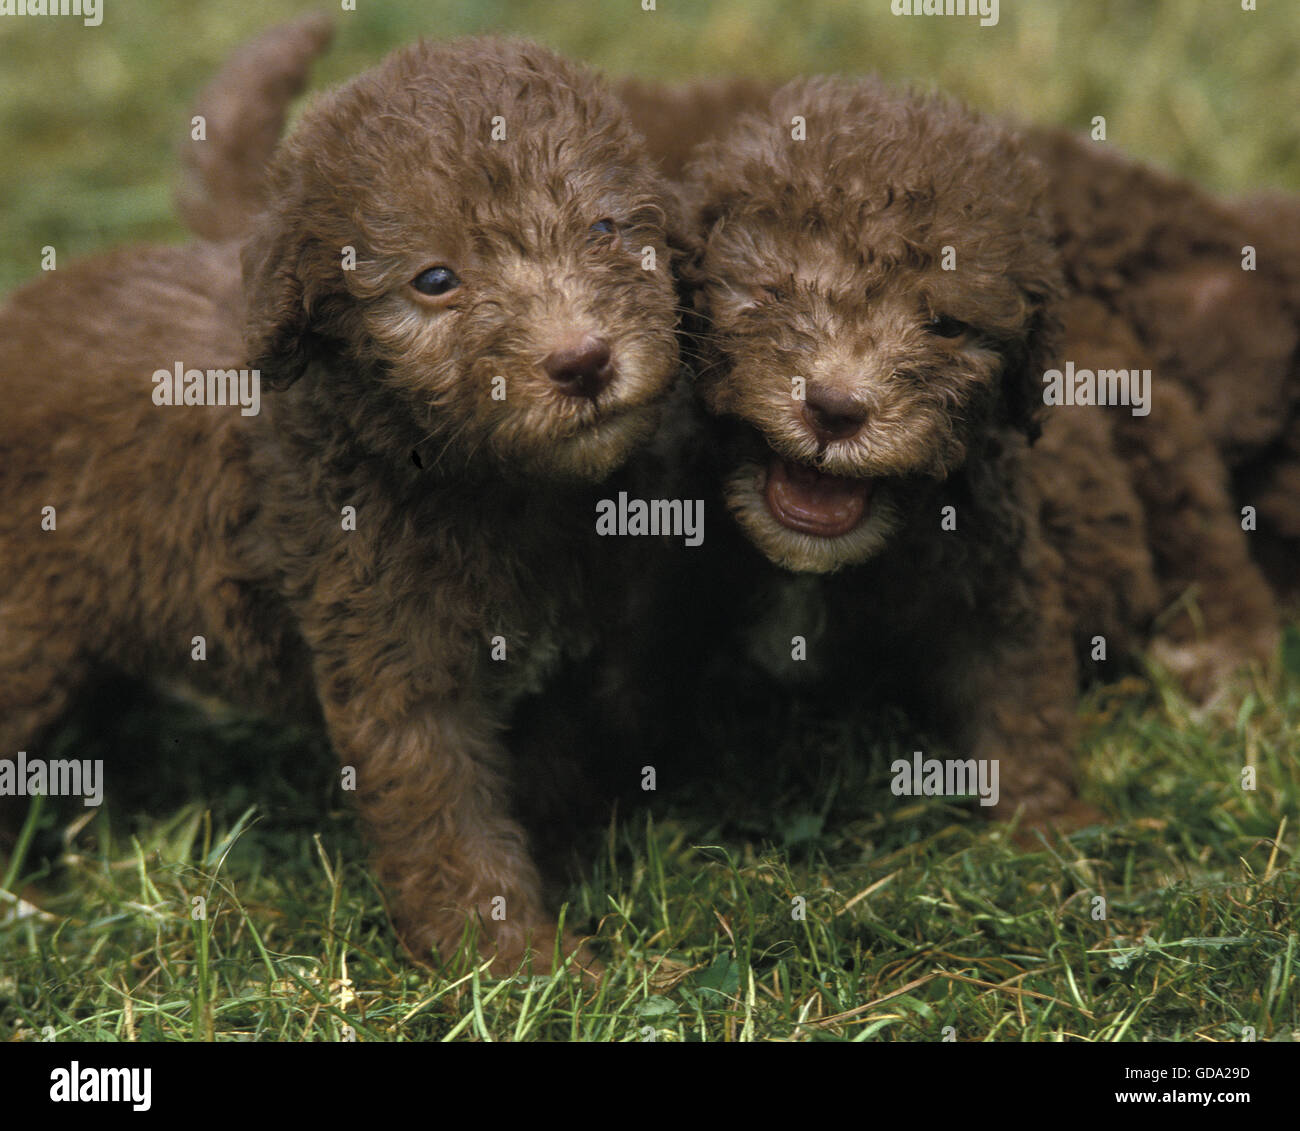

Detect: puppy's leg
0,609,94,843
940,525,1087,826
1114,381,1280,698
0,575,99,759
1237,412,1300,599
1032,410,1161,673
318,695,581,975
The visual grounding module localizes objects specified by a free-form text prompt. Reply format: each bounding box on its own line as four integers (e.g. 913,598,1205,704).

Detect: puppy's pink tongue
764,458,871,537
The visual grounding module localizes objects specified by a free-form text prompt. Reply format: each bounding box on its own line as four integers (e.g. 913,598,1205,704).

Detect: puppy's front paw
485,922,602,980
1149,630,1276,705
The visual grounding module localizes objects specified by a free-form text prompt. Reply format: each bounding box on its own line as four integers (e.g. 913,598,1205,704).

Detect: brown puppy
1234,192,1300,594
618,75,1288,676
1028,126,1300,608
1028,126,1300,467
677,76,1090,819
0,37,681,972
617,76,778,181
678,77,1279,820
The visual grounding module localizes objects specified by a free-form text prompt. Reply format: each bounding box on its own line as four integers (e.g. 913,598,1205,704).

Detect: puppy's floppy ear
659,181,697,272
241,207,320,389
669,187,716,345
998,231,1065,444
987,145,1066,445
1002,298,1061,444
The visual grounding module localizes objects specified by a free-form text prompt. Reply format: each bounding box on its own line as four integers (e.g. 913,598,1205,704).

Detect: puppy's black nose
803,382,867,443
543,335,614,399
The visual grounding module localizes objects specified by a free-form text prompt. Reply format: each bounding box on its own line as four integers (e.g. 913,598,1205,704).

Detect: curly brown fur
1030,298,1161,675
176,13,335,242
675,77,1287,822
1028,127,1300,457
610,77,1295,643
1044,296,1277,695
1228,192,1300,595
616,76,778,181
1028,127,1300,597
676,77,1089,819
0,37,681,973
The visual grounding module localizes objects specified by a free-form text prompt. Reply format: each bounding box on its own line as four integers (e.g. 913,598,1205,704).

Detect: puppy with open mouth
679,76,1107,821
620,70,1284,701
676,70,1291,820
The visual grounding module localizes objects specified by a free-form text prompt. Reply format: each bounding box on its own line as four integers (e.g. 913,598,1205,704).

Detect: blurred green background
0,0,1297,294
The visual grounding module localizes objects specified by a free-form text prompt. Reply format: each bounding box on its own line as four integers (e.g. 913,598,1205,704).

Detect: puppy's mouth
763,457,872,538
713,414,908,573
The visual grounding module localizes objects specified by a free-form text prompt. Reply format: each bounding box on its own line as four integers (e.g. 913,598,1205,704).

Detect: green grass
3,644,1297,1042
1,0,1298,1042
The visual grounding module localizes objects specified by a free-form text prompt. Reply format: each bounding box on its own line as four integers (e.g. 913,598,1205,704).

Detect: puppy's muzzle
802,381,868,444
543,334,615,400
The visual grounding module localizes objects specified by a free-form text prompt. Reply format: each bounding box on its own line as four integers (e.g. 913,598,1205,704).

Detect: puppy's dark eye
927,315,969,339
588,218,619,242
411,266,461,296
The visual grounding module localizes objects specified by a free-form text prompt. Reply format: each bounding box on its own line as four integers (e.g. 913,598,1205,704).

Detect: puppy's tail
176,12,334,242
